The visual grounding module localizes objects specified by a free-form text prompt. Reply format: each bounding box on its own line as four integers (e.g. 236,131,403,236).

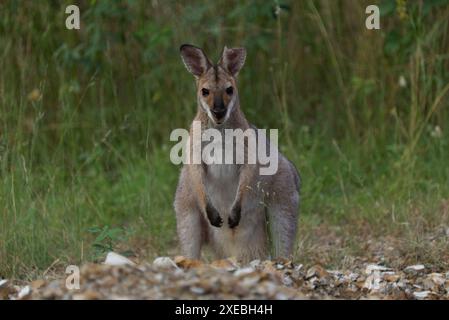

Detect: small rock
276,263,285,270
348,272,360,282
190,286,205,295
17,286,31,299
365,264,391,274
104,252,136,267
383,274,400,282
261,261,278,273
364,272,382,291
282,275,294,286
240,276,260,288
306,276,318,289
234,267,255,277
211,258,239,271
249,259,261,269
174,256,203,269
152,257,179,270
295,264,304,272
428,273,445,286
405,264,425,272
413,291,430,300
421,279,434,291
0,280,11,299
306,265,329,279
31,279,46,290
275,286,298,300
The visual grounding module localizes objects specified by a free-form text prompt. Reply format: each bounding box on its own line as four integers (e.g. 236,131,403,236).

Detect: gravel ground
2,253,449,300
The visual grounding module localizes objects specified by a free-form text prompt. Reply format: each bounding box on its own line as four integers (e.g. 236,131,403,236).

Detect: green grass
1,0,449,279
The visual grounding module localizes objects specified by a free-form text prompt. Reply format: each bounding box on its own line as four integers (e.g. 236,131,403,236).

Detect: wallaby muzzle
212,94,226,121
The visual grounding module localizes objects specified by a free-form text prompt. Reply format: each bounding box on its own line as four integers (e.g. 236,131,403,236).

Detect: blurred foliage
87,225,134,260
1,0,448,143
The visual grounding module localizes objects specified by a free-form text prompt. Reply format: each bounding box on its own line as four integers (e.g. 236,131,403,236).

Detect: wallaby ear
219,46,246,77
180,44,212,77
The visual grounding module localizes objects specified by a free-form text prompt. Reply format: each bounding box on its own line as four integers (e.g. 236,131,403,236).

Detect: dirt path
2,254,448,300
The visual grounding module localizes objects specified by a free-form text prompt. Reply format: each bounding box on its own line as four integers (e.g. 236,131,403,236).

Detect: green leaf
106,228,124,240
94,226,110,242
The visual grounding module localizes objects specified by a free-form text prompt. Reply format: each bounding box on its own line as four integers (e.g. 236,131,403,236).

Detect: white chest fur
202,126,241,216
205,163,239,217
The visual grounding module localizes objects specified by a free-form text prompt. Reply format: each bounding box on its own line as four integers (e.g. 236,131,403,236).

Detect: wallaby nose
212,95,226,120
212,108,226,120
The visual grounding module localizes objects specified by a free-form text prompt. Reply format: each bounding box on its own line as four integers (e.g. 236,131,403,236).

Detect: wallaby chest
201,128,241,213
204,163,240,214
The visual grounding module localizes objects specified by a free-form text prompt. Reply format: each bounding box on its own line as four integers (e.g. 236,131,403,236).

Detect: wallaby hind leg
268,198,299,259
175,207,204,259
237,198,269,262
174,170,205,259
268,160,300,258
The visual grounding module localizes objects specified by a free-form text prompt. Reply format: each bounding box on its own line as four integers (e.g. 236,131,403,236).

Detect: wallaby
174,44,300,263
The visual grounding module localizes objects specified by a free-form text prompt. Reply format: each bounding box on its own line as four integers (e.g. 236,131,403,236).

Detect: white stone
413,291,430,300
17,286,31,299
405,264,425,272
104,252,136,266
152,257,179,269
365,264,391,274
234,267,255,277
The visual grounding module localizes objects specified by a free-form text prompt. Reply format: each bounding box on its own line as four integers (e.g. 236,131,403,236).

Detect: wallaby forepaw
228,204,241,229
210,215,223,228
206,203,223,228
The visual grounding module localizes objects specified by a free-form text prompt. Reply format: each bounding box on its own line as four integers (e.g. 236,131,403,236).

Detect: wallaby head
180,44,246,125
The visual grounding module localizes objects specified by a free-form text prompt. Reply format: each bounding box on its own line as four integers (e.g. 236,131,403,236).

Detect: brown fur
175,44,300,262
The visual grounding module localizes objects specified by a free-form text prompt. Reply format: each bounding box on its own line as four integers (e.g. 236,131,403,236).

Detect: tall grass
1,0,449,278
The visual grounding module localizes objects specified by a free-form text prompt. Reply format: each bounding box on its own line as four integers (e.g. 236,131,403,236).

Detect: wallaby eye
201,88,209,97
226,86,234,95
